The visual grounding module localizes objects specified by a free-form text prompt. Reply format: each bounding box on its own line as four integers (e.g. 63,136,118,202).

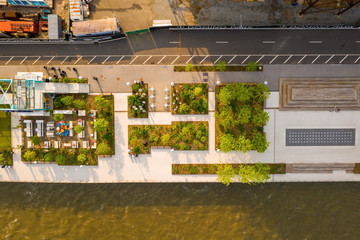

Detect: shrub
77,154,87,164
74,125,84,134
216,61,227,72
44,153,53,162
219,134,235,153
161,133,171,145
252,132,270,153
0,154,4,164
94,118,109,132
73,99,86,110
173,167,179,174
246,61,258,71
133,146,141,154
190,100,200,111
193,87,203,96
31,136,40,146
190,167,199,174
63,77,70,83
180,144,191,150
97,142,110,155
149,133,159,144
236,106,252,125
95,95,110,110
23,150,37,162
236,135,253,153
131,83,141,93
179,103,190,114
61,96,74,107
217,163,236,186
55,154,66,165
53,113,64,122
252,109,269,127
185,63,194,72
237,163,271,185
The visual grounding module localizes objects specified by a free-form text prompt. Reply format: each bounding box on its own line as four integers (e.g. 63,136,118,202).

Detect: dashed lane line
87,56,96,65
325,55,334,64
228,55,236,64
269,55,278,64
241,55,250,64
199,55,209,64
116,56,124,64
298,55,307,64
142,56,152,65
20,56,27,65
157,55,166,64
283,55,292,64
311,55,320,64
60,56,68,65
102,56,110,65
32,56,40,65
47,56,55,65
129,56,139,64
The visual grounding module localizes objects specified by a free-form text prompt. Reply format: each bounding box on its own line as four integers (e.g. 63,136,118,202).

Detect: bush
31,136,40,146
95,95,110,110
61,96,74,107
252,132,270,153
252,108,269,127
74,125,84,134
219,134,235,153
133,146,141,154
246,61,258,71
236,106,252,125
23,150,37,162
77,154,87,164
236,135,253,153
53,113,64,122
161,133,171,145
55,154,66,165
185,63,194,72
94,118,109,132
131,83,141,93
63,77,70,83
237,163,271,185
217,163,236,186
179,103,190,114
44,153,53,162
216,61,227,72
97,142,110,155
190,167,199,174
193,87,203,96
73,99,86,110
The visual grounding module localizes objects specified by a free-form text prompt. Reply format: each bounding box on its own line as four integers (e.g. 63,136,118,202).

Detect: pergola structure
0,78,46,111
298,0,360,16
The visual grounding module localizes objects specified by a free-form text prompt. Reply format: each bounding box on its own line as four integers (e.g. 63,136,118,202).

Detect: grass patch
0,111,11,149
171,83,208,114
172,164,286,174
128,121,209,154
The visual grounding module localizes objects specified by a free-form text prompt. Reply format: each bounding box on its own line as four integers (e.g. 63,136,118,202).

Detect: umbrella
150,103,155,108
150,95,155,99
164,95,169,101
150,86,155,92
164,87,169,92
164,103,169,108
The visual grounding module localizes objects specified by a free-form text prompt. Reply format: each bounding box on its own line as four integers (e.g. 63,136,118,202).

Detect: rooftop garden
128,121,208,154
171,83,208,114
128,82,148,118
53,94,87,110
215,83,270,153
0,111,12,166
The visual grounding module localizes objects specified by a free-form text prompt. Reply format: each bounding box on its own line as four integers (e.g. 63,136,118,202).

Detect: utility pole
179,32,182,63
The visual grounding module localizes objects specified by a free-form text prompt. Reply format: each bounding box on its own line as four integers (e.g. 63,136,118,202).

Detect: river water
0,182,359,240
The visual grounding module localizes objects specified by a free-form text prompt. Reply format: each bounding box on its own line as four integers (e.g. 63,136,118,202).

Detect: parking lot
1,54,360,65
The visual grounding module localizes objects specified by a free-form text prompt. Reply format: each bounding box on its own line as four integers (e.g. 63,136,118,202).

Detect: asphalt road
1,28,360,56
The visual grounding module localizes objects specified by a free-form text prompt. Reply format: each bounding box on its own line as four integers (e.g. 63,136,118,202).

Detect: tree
233,83,252,103
237,163,270,185
193,87,203,96
216,162,236,186
0,154,4,164
95,95,110,110
252,108,269,127
236,135,253,153
74,125,84,134
219,133,235,153
246,61,258,71
61,96,74,107
73,99,86,109
218,86,233,106
217,106,236,129
55,154,66,165
77,154,87,164
216,61,227,72
97,142,110,155
23,150,36,162
253,83,270,102
94,118,109,132
252,132,270,153
185,63,194,72
44,153,53,162
53,113,64,122
178,103,190,114
236,106,252,125
161,133,171,145
31,136,40,146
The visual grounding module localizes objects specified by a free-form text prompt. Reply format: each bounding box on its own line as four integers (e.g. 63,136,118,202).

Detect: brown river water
0,182,359,240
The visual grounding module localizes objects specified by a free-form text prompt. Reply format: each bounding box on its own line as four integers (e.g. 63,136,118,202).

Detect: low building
48,14,62,39
71,18,120,37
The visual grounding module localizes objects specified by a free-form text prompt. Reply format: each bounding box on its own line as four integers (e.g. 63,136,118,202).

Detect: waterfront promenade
1,65,360,182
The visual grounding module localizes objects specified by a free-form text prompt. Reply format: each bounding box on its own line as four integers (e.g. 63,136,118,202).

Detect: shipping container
0,20,38,34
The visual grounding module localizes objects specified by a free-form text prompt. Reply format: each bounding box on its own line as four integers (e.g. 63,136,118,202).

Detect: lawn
0,111,11,148
171,83,208,114
128,121,209,154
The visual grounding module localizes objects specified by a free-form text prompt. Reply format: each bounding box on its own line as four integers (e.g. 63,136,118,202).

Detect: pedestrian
72,67,77,71
141,80,144,85
51,67,55,71
56,67,60,71
62,70,66,75
93,77,98,81
43,66,47,70
60,73,65,78
1,165,5,168
53,75,58,79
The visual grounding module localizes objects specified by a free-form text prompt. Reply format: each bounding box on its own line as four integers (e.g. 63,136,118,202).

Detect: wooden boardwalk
279,78,360,110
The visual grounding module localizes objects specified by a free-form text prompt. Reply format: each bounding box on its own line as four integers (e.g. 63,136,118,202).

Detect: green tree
161,133,171,145
61,96,74,107
77,154,87,164
95,95,110,110
218,86,233,106
0,154,4,164
94,118,109,132
252,132,270,153
53,113,64,122
55,154,66,165
193,87,203,96
179,103,190,114
252,108,269,127
216,162,236,186
97,142,110,155
44,153,53,162
219,133,235,153
217,106,236,129
74,125,84,134
185,63,194,72
73,99,86,109
246,61,258,71
237,163,270,185
253,83,270,102
236,135,253,153
31,136,40,146
216,61,227,72
23,150,37,162
233,83,252,103
236,106,252,125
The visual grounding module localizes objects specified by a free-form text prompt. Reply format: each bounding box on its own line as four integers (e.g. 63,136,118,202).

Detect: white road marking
186,56,194,64
5,56,13,65
309,41,322,43
325,55,334,64
311,55,320,64
284,55,292,64
356,41,360,43
87,56,96,64
74,56,82,65
262,41,275,44
214,55,222,64
298,55,307,64
171,56,179,64
157,55,166,64
32,56,41,65
116,56,124,64
47,56,54,65
169,41,179,44
143,56,152,64
20,56,27,65
129,56,139,64
269,55,278,64
60,56,69,65
241,55,250,64
339,55,348,64
228,55,236,64
256,55,264,63
355,56,360,64
199,55,209,64
102,56,110,65
216,41,229,44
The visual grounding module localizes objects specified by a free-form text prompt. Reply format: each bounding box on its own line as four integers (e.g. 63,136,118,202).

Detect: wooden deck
287,163,355,173
279,78,360,110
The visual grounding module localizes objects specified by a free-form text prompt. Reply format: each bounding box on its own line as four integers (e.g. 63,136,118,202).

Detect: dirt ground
87,0,360,32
